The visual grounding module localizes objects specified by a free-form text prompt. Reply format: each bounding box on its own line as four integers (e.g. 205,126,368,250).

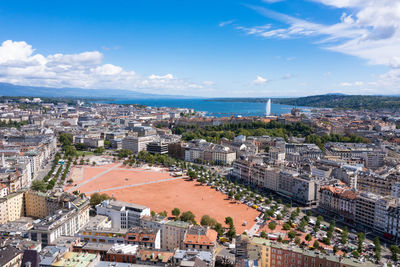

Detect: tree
268,222,277,231
374,237,381,261
297,219,307,232
187,170,197,180
151,211,156,217
225,217,233,226
64,145,77,157
104,140,111,148
213,223,224,236
341,226,349,245
288,230,296,240
352,250,359,258
390,245,400,262
201,215,215,226
305,234,312,245
159,211,168,217
322,237,330,245
260,231,267,238
180,211,196,224
117,149,133,158
277,235,283,243
75,143,88,151
59,133,73,146
94,147,105,155
31,180,47,192
306,211,312,217
313,240,319,249
226,224,236,239
90,193,111,207
295,236,301,246
357,232,365,253
282,223,291,231
172,208,181,217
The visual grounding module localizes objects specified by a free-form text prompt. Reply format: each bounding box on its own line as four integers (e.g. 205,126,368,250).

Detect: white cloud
262,0,284,3
239,2,400,68
0,40,210,95
235,1,400,95
253,75,268,84
219,20,235,27
149,74,174,80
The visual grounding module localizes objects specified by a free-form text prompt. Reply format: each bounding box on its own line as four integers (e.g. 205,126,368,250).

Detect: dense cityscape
2,0,400,266
0,97,398,267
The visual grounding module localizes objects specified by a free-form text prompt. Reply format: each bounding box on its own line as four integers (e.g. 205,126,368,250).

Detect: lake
108,98,308,117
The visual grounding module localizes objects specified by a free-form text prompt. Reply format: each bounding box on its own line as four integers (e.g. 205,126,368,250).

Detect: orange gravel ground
77,169,174,193
66,165,259,233
64,167,106,191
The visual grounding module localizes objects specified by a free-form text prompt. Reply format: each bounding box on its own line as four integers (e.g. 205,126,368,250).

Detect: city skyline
0,0,399,97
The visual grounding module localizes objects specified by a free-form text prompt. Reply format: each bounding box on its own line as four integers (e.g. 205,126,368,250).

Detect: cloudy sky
0,0,400,97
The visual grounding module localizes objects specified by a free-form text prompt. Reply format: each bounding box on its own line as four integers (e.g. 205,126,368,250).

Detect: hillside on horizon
0,82,195,99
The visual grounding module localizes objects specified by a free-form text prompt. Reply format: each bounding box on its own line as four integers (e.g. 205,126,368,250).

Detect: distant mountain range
0,82,194,99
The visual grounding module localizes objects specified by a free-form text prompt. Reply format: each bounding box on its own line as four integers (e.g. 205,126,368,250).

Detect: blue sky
0,0,399,97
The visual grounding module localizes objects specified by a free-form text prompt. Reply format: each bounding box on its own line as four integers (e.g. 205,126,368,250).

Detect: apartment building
0,191,24,223
162,220,190,250
291,175,319,206
235,235,270,267
319,186,357,223
365,151,385,169
235,235,374,267
285,143,322,161
78,216,127,244
269,243,372,267
387,202,400,241
96,200,151,229
357,171,399,196
125,227,161,249
168,142,185,160
0,183,8,197
277,170,299,198
324,142,376,160
0,245,23,267
146,141,168,154
122,136,154,153
232,160,253,184
28,196,90,245
355,192,380,230
24,190,48,218
182,226,217,254
131,126,157,137
374,196,397,235
184,140,236,165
